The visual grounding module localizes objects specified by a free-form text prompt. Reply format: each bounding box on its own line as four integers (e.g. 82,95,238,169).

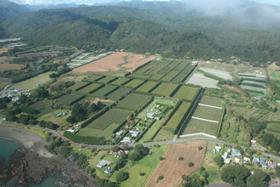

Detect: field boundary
179,133,217,139
191,116,219,123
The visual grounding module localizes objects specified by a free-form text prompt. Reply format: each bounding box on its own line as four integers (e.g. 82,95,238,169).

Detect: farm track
2,121,280,162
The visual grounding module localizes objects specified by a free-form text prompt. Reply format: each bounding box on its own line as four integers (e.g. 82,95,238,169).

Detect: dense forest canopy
1,0,280,63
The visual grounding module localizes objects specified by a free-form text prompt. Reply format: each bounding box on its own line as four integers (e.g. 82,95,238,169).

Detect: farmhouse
96,160,111,169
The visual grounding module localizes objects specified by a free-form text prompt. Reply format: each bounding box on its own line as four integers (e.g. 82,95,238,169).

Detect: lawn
78,82,103,94
151,83,178,97
172,85,199,101
183,118,219,136
111,77,132,86
120,145,167,187
14,72,53,90
117,93,153,112
124,79,145,89
136,81,159,93
163,102,191,133
107,87,131,101
57,94,84,105
78,109,132,138
92,85,118,98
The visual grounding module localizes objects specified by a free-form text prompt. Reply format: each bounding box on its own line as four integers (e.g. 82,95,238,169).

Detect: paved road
1,121,280,162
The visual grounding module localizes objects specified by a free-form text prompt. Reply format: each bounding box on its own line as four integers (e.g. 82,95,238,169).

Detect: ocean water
0,137,19,161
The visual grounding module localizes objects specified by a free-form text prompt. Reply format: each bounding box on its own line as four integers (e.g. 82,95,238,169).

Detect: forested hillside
2,0,280,63
0,0,28,21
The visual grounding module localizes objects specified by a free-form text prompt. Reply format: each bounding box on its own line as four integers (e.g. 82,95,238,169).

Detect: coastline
0,125,53,158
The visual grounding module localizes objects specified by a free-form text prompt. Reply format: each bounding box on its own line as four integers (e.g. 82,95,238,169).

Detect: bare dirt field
73,52,155,73
0,48,9,55
0,63,25,72
146,141,207,187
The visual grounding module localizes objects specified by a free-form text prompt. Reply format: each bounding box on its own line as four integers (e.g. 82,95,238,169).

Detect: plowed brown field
146,141,207,187
73,52,155,73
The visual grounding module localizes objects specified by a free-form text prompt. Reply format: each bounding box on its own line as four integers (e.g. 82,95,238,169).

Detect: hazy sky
11,0,280,6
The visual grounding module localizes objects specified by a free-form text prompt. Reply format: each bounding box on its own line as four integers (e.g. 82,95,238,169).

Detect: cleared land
146,141,207,187
193,106,223,122
0,63,25,72
172,85,199,101
14,72,53,90
117,93,153,112
152,83,178,97
78,109,132,138
73,52,155,73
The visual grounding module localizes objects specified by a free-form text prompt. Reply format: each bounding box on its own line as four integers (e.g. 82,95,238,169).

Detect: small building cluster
213,145,279,170
0,87,30,102
96,160,114,175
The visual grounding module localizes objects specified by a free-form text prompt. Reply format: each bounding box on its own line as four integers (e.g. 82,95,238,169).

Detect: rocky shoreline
0,126,97,187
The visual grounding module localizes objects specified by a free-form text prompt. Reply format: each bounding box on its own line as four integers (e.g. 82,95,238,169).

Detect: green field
78,109,132,138
117,93,153,112
151,83,178,97
92,85,118,98
14,72,53,90
266,122,280,134
124,79,145,89
120,145,167,187
39,109,70,126
200,96,223,107
163,102,191,133
107,87,131,101
57,94,84,105
172,85,199,101
183,118,219,136
78,83,103,94
136,81,159,93
97,76,117,84
68,81,90,91
30,100,53,116
193,106,223,122
111,77,131,86
160,70,180,82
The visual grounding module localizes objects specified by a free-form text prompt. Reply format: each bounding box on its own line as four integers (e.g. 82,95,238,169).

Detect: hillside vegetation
2,1,280,63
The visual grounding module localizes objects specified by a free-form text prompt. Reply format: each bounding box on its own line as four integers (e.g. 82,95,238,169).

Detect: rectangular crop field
107,87,131,101
183,118,219,136
152,83,178,97
200,96,223,107
266,122,280,134
92,84,118,98
111,77,131,86
78,83,103,94
193,105,223,122
117,93,153,112
78,109,132,137
160,70,181,82
57,94,84,105
68,81,90,91
136,81,159,93
14,72,53,90
172,85,199,101
163,102,191,133
97,76,117,84
124,79,145,89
